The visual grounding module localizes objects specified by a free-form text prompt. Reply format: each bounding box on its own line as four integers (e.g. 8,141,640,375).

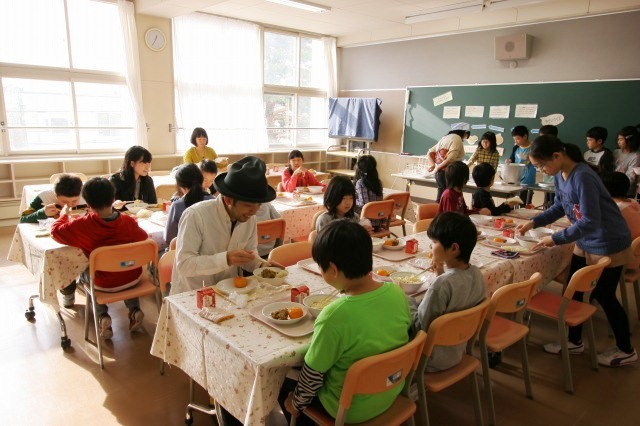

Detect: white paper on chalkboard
497,147,504,156
515,104,538,118
489,106,510,119
443,106,461,119
471,124,487,130
465,106,484,118
541,114,564,126
488,125,505,133
433,91,453,107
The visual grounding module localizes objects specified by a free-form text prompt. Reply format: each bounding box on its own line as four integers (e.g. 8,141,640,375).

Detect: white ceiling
135,0,640,47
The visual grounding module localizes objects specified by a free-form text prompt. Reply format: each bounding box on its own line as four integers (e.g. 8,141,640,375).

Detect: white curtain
117,0,147,148
173,13,266,154
322,36,338,99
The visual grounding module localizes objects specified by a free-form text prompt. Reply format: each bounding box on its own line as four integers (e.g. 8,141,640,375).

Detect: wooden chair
360,199,394,238
170,237,178,251
415,298,490,426
308,230,317,243
155,183,176,201
268,241,312,267
384,191,411,236
527,257,611,394
291,209,326,243
479,273,542,426
291,331,427,426
257,218,286,251
158,250,175,297
413,218,433,234
619,236,640,327
82,239,162,368
49,172,88,183
417,203,439,221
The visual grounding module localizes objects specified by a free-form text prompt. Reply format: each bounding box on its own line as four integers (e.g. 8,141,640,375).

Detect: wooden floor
2,224,640,425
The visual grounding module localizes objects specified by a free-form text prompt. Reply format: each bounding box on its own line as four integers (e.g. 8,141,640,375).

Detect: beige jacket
426,134,465,167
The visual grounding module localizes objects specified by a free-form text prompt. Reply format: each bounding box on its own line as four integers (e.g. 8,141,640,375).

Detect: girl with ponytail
164,163,213,244
518,135,636,367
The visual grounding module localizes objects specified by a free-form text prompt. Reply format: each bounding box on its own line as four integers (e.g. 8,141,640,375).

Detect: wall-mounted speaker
495,33,532,61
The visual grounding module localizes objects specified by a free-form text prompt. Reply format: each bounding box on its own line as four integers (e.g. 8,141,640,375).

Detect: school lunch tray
249,298,315,337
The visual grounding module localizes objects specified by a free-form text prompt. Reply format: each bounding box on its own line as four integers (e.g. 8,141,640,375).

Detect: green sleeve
20,196,48,223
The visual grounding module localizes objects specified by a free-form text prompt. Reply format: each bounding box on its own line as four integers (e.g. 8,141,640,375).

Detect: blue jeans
79,270,140,317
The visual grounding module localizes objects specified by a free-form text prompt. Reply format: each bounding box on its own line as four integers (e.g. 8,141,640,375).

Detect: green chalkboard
402,80,640,159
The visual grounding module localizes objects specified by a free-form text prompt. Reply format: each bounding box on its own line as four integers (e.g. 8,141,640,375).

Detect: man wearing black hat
170,156,278,295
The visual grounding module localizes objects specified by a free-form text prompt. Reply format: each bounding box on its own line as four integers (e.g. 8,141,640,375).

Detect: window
263,30,328,150
0,0,133,155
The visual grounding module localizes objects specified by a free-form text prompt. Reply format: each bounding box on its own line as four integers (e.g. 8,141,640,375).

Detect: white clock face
145,28,166,51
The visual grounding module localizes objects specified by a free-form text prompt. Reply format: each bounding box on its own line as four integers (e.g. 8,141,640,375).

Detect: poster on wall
433,91,453,106
515,104,538,118
443,106,461,119
489,106,510,119
465,106,485,117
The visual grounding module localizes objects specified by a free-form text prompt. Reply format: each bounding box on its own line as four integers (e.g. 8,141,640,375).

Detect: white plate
216,277,258,294
262,301,307,325
372,265,397,281
485,237,517,248
538,182,555,188
513,209,539,219
382,241,405,251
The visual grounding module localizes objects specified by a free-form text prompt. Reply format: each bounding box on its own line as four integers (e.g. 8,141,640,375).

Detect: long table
391,172,524,199
151,218,573,425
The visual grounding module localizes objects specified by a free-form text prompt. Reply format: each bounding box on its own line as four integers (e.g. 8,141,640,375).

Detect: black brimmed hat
213,156,276,203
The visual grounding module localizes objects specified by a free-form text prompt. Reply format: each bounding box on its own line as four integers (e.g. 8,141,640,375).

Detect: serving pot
499,163,526,184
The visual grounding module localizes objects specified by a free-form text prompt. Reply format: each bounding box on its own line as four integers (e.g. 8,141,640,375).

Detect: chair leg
470,372,485,426
84,292,91,342
480,342,497,426
585,318,599,371
557,320,573,394
92,296,104,369
619,273,633,331
402,223,407,236
415,374,430,426
521,337,533,399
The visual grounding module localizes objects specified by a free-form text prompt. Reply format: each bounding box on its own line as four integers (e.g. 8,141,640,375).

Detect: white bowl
528,228,554,239
262,301,307,325
253,267,289,286
372,265,397,282
488,236,517,247
306,185,324,194
125,202,148,214
303,294,339,318
516,235,539,250
371,237,385,252
389,272,428,295
382,239,405,251
469,214,493,226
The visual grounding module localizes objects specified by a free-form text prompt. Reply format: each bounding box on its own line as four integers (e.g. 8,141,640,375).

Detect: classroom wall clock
145,28,166,52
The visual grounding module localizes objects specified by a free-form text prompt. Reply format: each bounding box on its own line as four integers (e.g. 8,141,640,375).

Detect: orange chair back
257,218,286,246
384,192,410,221
170,237,178,251
563,257,611,300
268,241,312,267
413,218,433,234
484,273,542,324
360,199,394,231
277,182,284,193
155,184,176,201
423,299,490,357
627,235,640,269
417,203,439,221
89,239,158,281
310,209,326,231
308,230,317,243
158,250,175,295
339,331,426,412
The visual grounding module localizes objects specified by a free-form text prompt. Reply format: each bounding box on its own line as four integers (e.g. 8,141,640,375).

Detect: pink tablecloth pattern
8,219,167,310
272,193,326,241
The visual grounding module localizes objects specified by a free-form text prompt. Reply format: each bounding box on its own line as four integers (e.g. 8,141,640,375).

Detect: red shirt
438,188,479,215
51,212,149,289
281,168,324,192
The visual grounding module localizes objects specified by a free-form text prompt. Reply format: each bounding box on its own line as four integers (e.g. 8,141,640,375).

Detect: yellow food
384,238,399,246
376,269,390,277
493,237,506,243
505,218,514,224
288,307,304,319
233,277,248,288
426,251,434,259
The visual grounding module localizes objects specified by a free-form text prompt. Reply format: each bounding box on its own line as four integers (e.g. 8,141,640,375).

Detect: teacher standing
183,127,217,164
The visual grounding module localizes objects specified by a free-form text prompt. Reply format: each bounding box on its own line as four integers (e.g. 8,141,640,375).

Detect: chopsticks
316,288,341,306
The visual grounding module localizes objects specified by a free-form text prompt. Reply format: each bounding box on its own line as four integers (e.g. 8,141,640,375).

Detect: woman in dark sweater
110,146,157,208
518,136,635,367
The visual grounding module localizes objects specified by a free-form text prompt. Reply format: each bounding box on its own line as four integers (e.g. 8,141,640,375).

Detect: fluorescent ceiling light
405,0,484,25
486,0,549,10
267,0,330,13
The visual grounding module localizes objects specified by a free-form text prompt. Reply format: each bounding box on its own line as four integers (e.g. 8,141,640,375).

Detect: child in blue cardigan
518,136,636,367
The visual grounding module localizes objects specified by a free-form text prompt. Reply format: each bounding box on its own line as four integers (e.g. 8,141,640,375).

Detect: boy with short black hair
471,163,516,215
539,125,559,137
411,212,486,371
506,125,535,204
51,177,149,340
280,219,411,425
584,126,614,175
20,174,84,223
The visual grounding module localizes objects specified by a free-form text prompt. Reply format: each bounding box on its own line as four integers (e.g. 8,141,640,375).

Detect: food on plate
136,208,153,219
270,308,289,320
426,251,434,259
277,192,285,197
260,268,277,279
306,197,313,201
310,299,334,309
288,307,304,319
525,204,535,209
502,245,530,253
493,237,506,243
375,269,391,277
393,274,423,285
233,276,248,288
384,238,399,246
505,218,514,224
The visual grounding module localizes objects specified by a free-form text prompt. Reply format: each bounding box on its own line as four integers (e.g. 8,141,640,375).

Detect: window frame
0,0,133,157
